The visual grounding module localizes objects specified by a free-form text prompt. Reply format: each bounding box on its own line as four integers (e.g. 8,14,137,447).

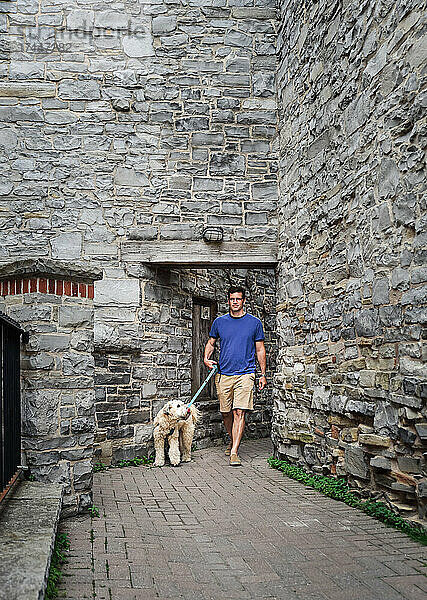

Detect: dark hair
228,286,246,299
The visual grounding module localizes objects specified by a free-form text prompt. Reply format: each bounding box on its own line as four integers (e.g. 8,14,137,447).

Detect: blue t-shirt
209,313,265,376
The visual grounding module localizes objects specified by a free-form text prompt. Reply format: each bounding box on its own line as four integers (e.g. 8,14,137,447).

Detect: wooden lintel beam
121,241,277,268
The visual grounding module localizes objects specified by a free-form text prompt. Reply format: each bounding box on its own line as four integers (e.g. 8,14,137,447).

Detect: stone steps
0,481,63,600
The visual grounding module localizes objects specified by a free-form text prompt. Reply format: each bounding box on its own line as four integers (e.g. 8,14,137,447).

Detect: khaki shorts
215,373,255,413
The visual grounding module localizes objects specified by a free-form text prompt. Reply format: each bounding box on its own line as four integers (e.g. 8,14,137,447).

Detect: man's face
228,292,245,311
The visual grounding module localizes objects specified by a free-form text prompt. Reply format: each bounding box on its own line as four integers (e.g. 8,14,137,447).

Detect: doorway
192,298,217,399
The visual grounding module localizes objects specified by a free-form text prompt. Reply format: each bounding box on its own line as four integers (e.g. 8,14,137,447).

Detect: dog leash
187,365,218,412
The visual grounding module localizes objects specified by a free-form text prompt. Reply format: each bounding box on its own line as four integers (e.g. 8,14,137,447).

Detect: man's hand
258,375,267,391
204,337,217,370
204,359,217,370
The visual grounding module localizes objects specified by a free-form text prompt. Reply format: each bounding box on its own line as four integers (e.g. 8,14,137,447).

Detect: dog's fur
153,400,200,467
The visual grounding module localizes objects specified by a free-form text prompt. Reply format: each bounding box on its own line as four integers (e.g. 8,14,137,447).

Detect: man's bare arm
256,340,267,390
204,337,217,369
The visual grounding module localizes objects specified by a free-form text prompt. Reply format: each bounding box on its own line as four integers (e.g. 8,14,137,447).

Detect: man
203,286,267,466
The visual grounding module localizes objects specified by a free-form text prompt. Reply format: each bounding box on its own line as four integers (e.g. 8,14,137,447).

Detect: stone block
401,286,427,306
346,400,375,416
359,370,376,387
372,278,390,305
209,153,245,176
192,132,224,146
358,434,391,447
378,159,399,199
193,178,223,191
123,34,154,58
71,417,95,434
391,267,410,289
38,335,70,352
121,410,150,424
66,9,94,31
59,307,92,328
345,446,369,479
106,426,134,440
415,423,427,440
115,167,149,187
129,227,158,241
95,279,140,307
152,15,176,35
354,309,380,337
73,461,92,491
159,224,196,240
225,30,252,47
50,232,82,260
399,356,425,377
94,10,129,29
58,79,101,101
231,8,276,19
23,390,60,436
370,456,391,470
252,182,278,201
379,305,402,326
29,354,55,370
142,383,156,399
0,82,56,97
134,424,154,445
63,353,94,376
397,456,421,474
373,401,398,431
404,307,427,325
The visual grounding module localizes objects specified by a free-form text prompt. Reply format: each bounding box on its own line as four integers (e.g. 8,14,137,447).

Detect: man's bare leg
231,409,245,455
222,411,233,443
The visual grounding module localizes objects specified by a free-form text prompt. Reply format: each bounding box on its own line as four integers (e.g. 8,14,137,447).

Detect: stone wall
274,0,426,518
0,260,101,516
1,0,278,258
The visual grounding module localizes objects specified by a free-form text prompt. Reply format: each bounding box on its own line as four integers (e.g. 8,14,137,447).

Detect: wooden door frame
191,297,217,398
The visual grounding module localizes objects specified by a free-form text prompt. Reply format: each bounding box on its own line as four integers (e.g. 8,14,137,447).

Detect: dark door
192,298,217,399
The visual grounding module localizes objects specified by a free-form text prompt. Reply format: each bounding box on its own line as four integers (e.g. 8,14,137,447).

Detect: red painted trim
0,277,95,299
39,278,47,294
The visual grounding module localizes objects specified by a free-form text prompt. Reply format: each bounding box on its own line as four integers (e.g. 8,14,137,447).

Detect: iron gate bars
0,312,28,496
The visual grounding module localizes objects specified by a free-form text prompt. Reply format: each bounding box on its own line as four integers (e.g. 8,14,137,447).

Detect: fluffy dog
153,400,200,467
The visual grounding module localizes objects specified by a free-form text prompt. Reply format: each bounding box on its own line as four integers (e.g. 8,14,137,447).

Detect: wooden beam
121,241,277,268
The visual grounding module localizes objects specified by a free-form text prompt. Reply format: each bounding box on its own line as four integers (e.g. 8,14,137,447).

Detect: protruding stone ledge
231,8,277,19
0,259,103,282
0,481,63,600
0,82,57,98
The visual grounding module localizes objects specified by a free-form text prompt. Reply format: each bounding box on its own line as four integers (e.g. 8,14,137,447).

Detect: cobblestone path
59,439,427,600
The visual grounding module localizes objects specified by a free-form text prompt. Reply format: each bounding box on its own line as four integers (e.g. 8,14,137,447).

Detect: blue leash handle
187,365,218,409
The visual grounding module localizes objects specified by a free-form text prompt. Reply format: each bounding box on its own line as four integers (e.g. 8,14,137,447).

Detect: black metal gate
0,312,28,495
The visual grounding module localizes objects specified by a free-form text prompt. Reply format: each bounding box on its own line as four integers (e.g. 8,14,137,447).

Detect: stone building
0,0,425,518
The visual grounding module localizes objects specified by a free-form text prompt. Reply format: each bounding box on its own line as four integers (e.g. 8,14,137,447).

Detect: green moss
268,457,427,546
93,454,154,473
45,531,70,600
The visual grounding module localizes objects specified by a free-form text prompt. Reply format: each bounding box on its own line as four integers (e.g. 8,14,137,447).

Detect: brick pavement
58,439,427,600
